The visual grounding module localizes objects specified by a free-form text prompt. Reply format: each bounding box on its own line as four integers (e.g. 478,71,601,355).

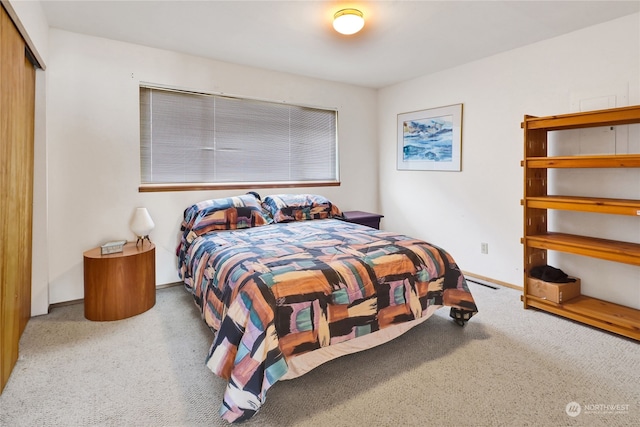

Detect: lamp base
136,235,152,247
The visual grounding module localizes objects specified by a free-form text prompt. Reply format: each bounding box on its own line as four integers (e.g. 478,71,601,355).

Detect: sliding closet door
0,4,36,393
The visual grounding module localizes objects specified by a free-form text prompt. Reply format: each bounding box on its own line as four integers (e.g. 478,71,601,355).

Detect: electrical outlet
481,242,488,254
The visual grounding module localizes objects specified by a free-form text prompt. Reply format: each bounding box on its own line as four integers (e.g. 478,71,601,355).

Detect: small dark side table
341,211,384,230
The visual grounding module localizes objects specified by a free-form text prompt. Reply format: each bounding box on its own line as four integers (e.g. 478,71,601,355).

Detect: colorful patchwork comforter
178,219,477,423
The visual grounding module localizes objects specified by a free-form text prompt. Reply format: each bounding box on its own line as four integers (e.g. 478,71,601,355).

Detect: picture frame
397,103,463,171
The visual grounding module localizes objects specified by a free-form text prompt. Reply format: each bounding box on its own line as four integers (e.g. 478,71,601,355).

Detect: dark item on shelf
529,265,577,283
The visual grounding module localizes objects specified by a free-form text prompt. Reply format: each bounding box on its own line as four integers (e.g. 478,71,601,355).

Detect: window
139,86,339,191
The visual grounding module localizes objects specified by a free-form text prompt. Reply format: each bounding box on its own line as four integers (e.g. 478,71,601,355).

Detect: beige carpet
0,282,638,427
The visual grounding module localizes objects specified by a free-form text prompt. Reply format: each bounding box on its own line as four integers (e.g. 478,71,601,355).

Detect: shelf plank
525,232,640,266
526,195,640,216
525,295,640,340
525,154,640,168
522,105,640,130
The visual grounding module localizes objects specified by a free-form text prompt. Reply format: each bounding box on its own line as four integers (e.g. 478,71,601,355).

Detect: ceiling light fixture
333,8,365,35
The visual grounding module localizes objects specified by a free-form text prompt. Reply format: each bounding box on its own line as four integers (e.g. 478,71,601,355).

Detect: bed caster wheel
450,307,474,327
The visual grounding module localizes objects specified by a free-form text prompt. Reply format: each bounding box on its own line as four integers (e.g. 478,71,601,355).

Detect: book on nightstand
100,240,127,255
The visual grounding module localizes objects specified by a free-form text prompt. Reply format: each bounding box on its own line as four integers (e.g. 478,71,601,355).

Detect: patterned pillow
262,194,342,223
181,194,271,242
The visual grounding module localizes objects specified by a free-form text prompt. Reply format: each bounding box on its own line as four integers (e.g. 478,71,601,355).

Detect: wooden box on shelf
527,276,580,304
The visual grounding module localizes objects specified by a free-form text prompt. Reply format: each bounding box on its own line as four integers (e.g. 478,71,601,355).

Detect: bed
177,194,478,423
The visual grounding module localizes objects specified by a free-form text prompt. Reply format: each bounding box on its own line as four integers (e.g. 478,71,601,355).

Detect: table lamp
131,207,154,247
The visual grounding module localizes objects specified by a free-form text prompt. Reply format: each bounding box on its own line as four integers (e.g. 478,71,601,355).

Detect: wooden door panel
0,4,35,393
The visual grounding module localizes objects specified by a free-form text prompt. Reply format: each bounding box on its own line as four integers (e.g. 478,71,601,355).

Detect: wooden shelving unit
521,105,640,341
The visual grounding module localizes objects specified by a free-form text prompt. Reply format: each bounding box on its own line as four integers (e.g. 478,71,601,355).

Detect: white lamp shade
333,9,365,35
130,207,154,237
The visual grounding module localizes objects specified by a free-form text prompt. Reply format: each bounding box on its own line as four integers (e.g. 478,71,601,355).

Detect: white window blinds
139,86,338,187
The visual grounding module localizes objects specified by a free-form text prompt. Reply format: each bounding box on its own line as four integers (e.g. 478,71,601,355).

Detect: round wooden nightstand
83,242,156,321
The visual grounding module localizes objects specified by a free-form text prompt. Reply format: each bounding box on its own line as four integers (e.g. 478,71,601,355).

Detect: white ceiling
40,0,640,88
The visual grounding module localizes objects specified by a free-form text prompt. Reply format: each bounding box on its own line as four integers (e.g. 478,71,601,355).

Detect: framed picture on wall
397,103,463,171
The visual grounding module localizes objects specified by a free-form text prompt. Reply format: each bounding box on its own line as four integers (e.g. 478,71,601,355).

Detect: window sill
138,181,341,193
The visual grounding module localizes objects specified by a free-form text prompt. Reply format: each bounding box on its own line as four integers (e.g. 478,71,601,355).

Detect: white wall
32,11,640,311
45,29,378,306
378,14,640,308
4,0,48,63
